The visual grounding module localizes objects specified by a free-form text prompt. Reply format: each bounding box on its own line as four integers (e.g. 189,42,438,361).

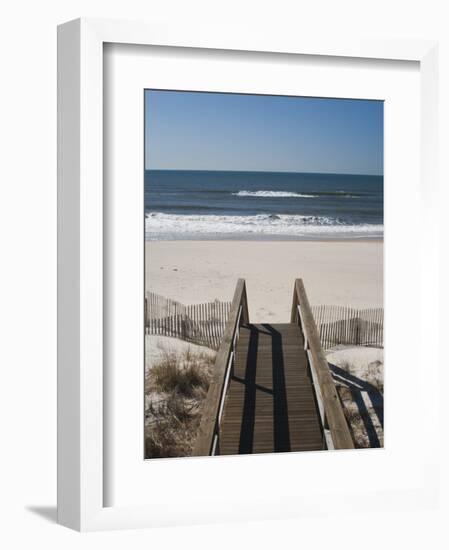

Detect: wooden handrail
192,279,249,456
292,279,354,450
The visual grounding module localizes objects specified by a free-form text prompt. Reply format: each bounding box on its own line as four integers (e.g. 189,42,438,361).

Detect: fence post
310,304,383,349
145,292,232,349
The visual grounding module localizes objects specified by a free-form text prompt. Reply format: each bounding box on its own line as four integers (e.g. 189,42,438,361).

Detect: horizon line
144,168,384,177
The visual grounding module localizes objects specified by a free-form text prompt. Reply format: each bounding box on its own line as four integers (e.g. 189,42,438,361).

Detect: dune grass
330,354,384,448
150,348,211,398
145,346,215,459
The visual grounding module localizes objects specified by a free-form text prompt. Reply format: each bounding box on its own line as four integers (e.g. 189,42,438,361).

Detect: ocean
144,170,383,240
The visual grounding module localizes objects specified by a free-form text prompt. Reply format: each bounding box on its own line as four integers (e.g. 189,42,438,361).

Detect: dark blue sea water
144,170,383,240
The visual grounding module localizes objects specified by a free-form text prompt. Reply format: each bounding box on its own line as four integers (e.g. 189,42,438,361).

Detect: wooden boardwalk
219,323,324,455
193,279,354,457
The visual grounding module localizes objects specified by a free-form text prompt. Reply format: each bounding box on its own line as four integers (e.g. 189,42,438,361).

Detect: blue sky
145,90,383,175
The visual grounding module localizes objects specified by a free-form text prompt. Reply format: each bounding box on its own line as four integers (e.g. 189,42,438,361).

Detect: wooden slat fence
145,292,232,350
311,305,383,350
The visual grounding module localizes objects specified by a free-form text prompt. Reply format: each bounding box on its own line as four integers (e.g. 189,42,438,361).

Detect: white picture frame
57,17,439,531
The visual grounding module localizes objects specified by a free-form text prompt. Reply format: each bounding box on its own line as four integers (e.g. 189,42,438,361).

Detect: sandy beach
145,240,383,322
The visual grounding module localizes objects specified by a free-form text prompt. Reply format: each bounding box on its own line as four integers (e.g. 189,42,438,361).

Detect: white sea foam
145,212,383,239
232,190,316,198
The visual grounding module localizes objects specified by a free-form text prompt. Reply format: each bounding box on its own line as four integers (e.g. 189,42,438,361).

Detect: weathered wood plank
295,279,354,450
192,279,248,456
219,322,323,455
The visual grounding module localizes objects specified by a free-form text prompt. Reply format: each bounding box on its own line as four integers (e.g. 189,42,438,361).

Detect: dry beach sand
145,240,383,322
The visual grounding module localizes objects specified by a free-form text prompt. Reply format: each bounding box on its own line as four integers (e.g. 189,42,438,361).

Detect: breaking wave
145,212,383,240
232,190,316,198
232,190,362,198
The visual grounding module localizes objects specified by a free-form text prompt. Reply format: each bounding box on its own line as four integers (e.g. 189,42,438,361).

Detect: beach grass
328,350,384,448
145,346,216,458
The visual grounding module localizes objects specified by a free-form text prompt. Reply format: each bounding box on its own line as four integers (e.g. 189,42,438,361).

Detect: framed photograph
57,18,439,531
143,89,382,459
